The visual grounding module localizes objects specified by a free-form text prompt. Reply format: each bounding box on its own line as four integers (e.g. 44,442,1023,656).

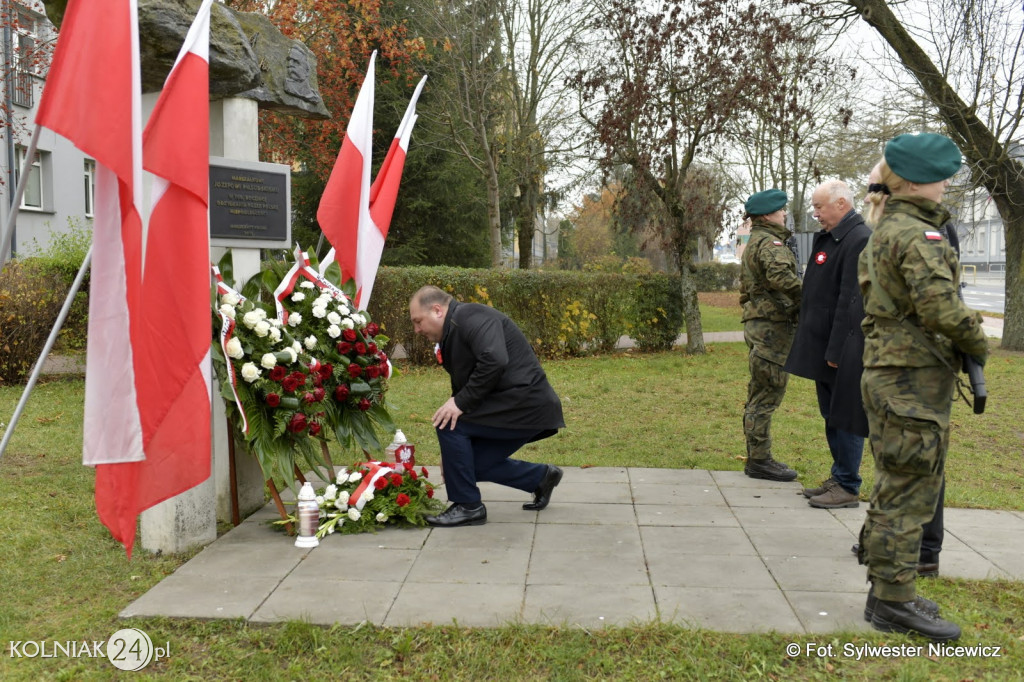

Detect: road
961,275,1005,315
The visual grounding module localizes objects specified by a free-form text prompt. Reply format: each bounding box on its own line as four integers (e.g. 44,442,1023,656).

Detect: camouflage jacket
858,196,988,369
740,218,801,323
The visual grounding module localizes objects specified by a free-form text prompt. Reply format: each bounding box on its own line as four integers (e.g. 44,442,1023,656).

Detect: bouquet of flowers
211,247,396,490
301,461,445,537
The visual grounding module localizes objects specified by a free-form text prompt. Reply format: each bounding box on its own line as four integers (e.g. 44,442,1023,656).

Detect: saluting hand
432,397,464,430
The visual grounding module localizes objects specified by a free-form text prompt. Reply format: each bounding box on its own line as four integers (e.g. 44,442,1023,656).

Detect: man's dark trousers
816,381,864,494
436,421,548,504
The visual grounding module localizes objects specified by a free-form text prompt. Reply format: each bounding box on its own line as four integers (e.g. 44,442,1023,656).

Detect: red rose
368,342,378,354
312,387,326,402
312,375,323,388
355,342,367,355
268,366,287,382
347,363,362,379
334,385,350,401
265,393,281,407
426,488,434,498
365,365,379,379
287,413,307,433
420,467,429,478
282,377,300,393
302,392,315,404
342,329,357,342
396,493,411,507
366,322,380,336
380,361,391,378
358,398,371,411
290,371,306,382
308,422,322,436
336,341,353,355
318,363,333,380
389,473,403,487
374,477,388,490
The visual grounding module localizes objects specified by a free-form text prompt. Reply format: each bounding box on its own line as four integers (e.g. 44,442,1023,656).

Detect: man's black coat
439,300,564,437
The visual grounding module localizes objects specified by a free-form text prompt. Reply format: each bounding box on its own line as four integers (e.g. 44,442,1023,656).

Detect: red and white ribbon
212,264,250,434
348,460,397,510
273,244,355,324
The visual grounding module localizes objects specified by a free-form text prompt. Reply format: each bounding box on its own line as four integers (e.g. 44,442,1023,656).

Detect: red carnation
396,493,411,507
287,413,307,433
342,329,357,342
312,387,326,402
268,366,287,382
403,462,414,472
409,470,418,481
426,488,434,498
308,422,322,436
368,342,378,354
347,363,362,379
358,397,371,411
265,393,281,407
302,392,315,404
389,473,403,487
355,342,367,355
312,375,323,388
420,467,429,478
365,322,380,336
336,341,353,355
282,377,300,393
334,385,350,401
374,477,388,490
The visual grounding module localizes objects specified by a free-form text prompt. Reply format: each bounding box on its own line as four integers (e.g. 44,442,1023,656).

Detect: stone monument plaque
209,157,291,248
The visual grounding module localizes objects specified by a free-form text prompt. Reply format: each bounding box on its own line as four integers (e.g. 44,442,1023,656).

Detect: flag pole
0,245,92,463
0,124,42,265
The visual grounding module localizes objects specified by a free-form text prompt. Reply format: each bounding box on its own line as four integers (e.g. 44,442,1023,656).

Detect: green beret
745,189,788,216
884,133,962,183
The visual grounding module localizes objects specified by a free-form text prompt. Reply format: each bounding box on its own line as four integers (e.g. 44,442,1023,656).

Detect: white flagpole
0,124,42,265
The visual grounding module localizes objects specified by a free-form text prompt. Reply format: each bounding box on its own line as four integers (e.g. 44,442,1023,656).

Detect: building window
84,159,96,217
16,146,43,210
12,10,38,108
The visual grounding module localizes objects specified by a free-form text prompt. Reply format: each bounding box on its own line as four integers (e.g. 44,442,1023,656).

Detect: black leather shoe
523,465,563,511
864,591,939,622
744,457,797,482
870,597,960,642
425,503,487,527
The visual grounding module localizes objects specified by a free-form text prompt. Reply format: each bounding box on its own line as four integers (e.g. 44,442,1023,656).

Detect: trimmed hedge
0,260,75,385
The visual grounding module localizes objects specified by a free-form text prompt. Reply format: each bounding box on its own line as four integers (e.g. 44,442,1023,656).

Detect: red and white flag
35,0,145,551
318,52,376,302
360,75,427,308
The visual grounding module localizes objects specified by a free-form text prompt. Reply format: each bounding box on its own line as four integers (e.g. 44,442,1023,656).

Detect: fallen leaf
54,554,67,563
35,412,64,424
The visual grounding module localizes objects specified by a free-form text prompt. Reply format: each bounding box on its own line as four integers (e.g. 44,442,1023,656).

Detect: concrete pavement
121,467,1024,633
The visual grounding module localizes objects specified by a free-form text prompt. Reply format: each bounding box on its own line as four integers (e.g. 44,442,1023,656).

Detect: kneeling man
409,286,564,527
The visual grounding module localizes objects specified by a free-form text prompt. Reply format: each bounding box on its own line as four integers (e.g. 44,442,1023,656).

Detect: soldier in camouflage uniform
740,189,802,482
858,133,988,642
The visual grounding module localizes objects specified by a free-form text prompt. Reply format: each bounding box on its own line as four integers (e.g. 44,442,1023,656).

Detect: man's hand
432,397,464,430
827,361,838,368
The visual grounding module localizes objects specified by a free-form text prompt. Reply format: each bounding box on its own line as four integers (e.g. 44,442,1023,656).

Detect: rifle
957,286,987,414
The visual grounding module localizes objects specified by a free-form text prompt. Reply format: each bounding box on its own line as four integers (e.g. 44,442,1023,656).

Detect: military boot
864,591,939,622
870,597,960,642
744,457,797,482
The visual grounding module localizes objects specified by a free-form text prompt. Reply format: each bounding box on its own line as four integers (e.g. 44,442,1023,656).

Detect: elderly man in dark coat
784,179,871,509
409,285,565,527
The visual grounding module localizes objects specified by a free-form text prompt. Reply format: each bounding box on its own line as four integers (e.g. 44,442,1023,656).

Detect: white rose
324,484,337,500
260,353,277,369
219,304,236,320
300,281,315,289
348,472,363,483
242,310,262,329
285,347,298,362
327,324,342,339
268,328,281,343
254,320,270,337
327,311,341,325
312,306,328,319
240,362,260,382
347,508,361,522
335,468,349,484
225,337,244,359
288,313,303,327
337,304,350,316
270,318,282,327
304,335,318,350
375,512,388,523
221,291,241,306
291,291,306,302
340,318,355,330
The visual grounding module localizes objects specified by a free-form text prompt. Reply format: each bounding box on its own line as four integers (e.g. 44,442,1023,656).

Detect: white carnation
225,337,244,360
300,281,315,289
348,472,363,483
254,320,270,337
348,508,361,522
376,512,388,523
327,324,342,339
221,291,241,306
324,484,337,501
219,304,236,320
304,335,318,350
312,306,328,319
291,291,306,302
351,313,366,326
240,362,260,382
326,311,341,325
340,318,355,330
260,353,277,369
337,304,350,316
288,313,303,327
335,468,349,485
315,495,325,506
336,491,349,507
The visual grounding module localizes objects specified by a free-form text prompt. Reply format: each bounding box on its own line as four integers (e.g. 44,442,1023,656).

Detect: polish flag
318,52,376,302
359,75,428,308
35,0,145,551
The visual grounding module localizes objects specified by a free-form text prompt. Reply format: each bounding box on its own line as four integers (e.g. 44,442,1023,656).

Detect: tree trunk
680,260,706,354
486,161,503,268
516,182,539,269
847,0,1024,350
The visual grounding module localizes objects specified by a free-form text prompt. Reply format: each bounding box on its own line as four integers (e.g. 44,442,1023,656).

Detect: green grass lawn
2,313,1023,680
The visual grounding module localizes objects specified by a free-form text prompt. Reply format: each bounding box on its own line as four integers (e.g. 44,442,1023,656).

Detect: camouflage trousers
859,365,953,602
744,351,789,460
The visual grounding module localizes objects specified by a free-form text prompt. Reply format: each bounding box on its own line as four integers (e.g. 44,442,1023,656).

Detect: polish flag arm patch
924,231,944,240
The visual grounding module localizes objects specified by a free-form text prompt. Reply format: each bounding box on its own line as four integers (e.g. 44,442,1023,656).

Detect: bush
24,219,92,351
0,260,72,385
691,261,740,291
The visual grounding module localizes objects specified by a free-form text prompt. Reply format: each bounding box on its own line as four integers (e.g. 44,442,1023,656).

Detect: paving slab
121,467,1024,635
